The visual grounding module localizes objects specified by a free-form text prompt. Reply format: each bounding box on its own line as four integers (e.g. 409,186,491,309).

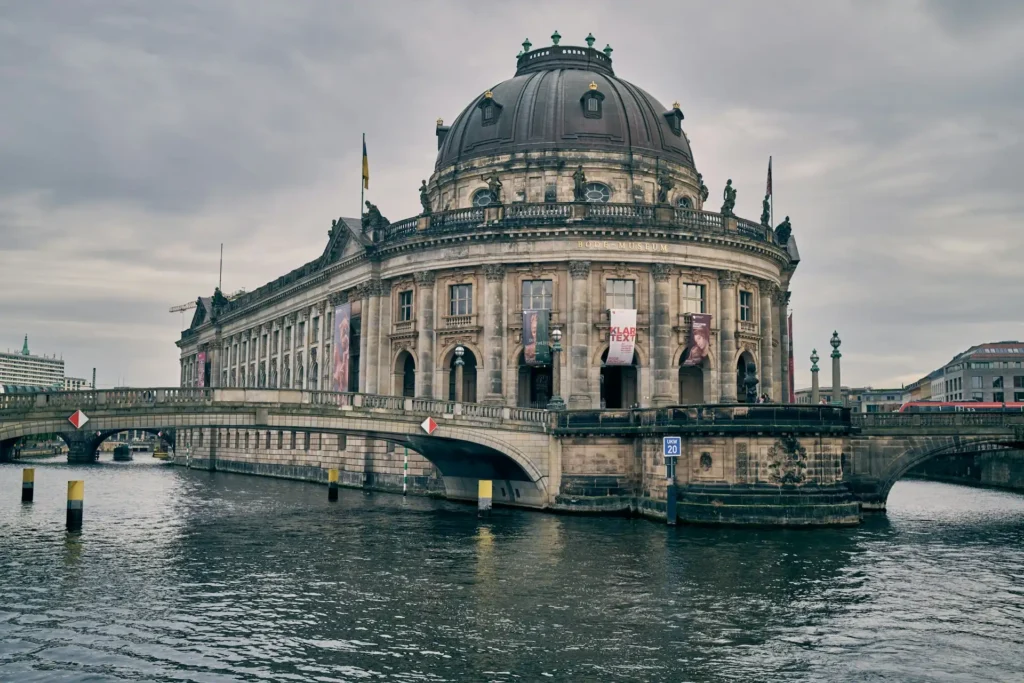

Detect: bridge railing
852,413,1024,428
554,404,852,432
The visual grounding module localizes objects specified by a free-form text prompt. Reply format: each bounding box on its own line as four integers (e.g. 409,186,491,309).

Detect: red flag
766,156,772,197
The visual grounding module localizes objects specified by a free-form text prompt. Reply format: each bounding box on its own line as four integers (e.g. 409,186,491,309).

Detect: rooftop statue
697,172,709,203
484,172,503,204
761,194,771,227
721,179,736,217
657,174,674,204
572,165,587,202
362,201,389,233
775,216,792,245
419,180,432,215
743,363,760,404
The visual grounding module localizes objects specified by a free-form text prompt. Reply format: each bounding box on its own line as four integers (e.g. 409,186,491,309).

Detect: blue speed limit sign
663,436,681,457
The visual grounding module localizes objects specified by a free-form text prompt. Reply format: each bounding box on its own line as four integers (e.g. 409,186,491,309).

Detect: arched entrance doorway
600,349,639,409
517,351,552,408
737,352,757,403
678,349,704,404
394,350,416,397
448,348,478,402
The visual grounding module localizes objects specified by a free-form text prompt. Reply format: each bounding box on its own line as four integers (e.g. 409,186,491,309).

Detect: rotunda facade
178,35,799,414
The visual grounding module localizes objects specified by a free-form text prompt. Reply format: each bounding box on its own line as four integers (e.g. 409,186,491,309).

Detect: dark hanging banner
683,314,712,367
523,310,551,366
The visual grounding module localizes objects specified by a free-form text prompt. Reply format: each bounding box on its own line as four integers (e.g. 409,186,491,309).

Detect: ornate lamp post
830,331,842,406
454,345,465,403
810,349,820,405
547,328,566,411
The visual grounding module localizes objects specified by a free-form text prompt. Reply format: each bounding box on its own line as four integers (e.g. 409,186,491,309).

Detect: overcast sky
1,0,1022,390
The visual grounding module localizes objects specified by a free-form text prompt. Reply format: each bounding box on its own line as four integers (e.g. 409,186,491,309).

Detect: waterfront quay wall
906,449,1024,492
173,428,444,495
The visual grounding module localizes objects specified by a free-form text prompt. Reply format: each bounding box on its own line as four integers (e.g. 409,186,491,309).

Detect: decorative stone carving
761,195,771,227
775,216,792,245
718,270,738,288
656,174,673,204
766,435,808,485
697,172,710,203
721,179,736,217
328,292,345,306
483,264,506,281
379,279,392,296
361,201,389,233
572,165,587,202
414,271,436,287
651,263,672,281
483,172,503,204
419,179,432,215
772,286,788,306
569,260,591,279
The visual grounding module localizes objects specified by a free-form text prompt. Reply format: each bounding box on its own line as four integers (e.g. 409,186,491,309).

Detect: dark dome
436,45,694,170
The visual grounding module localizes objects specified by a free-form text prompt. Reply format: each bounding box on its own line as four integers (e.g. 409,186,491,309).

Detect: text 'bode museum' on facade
178,34,799,423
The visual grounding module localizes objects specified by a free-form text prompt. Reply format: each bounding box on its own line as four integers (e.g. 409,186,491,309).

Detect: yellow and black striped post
21,468,34,503
327,468,339,502
478,480,492,516
67,480,84,532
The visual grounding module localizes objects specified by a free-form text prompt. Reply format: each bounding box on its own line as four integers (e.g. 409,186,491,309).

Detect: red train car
898,401,1024,413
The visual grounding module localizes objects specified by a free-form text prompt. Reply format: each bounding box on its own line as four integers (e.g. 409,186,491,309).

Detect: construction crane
169,300,197,329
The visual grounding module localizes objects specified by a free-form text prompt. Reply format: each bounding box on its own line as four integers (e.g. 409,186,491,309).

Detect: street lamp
810,348,821,405
547,328,566,411
454,345,465,403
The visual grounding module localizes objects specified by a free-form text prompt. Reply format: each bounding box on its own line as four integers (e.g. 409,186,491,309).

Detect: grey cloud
1,0,1022,388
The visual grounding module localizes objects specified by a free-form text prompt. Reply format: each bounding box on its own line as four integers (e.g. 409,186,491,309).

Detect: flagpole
360,133,365,219
769,155,773,231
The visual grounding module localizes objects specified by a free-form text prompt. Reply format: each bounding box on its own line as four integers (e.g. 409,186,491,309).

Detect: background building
914,341,1024,403
0,336,64,388
62,377,90,391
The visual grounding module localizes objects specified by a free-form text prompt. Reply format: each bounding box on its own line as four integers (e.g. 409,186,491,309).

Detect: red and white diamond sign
68,410,90,429
420,417,438,435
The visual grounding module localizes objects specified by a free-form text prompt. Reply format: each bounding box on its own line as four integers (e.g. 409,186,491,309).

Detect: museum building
177,34,800,488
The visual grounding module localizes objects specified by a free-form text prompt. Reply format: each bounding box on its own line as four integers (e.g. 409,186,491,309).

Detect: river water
1,457,1022,682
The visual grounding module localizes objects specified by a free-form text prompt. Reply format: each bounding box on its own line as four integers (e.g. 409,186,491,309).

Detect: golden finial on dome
484,90,493,99
673,101,680,109
436,117,444,127
589,81,598,90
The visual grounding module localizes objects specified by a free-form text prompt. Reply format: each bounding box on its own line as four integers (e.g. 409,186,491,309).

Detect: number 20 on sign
663,436,681,458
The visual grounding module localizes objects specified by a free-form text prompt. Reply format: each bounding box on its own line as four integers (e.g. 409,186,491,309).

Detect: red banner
683,314,712,366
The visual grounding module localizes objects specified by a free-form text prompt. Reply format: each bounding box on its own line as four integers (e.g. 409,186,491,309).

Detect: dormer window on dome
581,81,605,119
663,101,684,136
477,90,503,126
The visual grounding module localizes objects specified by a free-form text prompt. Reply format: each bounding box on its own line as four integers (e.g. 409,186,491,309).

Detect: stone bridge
849,412,1024,509
0,388,554,507
3,389,1023,522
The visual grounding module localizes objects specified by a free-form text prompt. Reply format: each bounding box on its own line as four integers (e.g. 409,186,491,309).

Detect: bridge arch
876,436,1021,503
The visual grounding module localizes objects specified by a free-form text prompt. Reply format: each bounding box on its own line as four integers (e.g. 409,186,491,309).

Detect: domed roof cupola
435,34,694,171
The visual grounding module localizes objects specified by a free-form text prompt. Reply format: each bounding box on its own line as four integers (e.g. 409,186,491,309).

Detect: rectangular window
450,284,473,316
277,431,283,449
265,431,271,449
605,279,636,310
971,376,983,389
338,434,347,451
993,376,1004,388
284,327,291,350
399,290,413,321
273,330,279,354
290,431,296,449
521,279,553,310
994,391,1005,402
312,317,320,343
241,341,247,362
1014,376,1024,389
483,106,494,121
587,97,599,112
298,322,305,346
304,432,310,451
971,391,984,401
261,335,268,356
1015,392,1024,402
739,291,754,322
681,283,706,314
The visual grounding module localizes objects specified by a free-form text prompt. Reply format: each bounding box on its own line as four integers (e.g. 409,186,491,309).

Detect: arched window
677,196,693,209
472,189,495,207
584,182,611,203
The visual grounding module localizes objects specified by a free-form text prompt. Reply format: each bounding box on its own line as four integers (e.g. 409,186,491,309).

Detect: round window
472,189,494,207
584,182,611,203
677,196,693,209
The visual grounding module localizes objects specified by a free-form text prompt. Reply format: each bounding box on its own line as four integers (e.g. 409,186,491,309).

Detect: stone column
651,263,674,407
568,260,592,409
482,264,505,404
775,289,790,402
759,284,774,400
810,349,820,404
363,280,381,394
354,289,367,392
718,270,739,402
376,280,392,394
415,271,436,398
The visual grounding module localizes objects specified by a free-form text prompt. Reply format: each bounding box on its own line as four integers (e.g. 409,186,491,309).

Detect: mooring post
327,468,339,502
478,480,492,516
403,447,408,496
66,480,84,532
666,458,677,526
22,468,34,503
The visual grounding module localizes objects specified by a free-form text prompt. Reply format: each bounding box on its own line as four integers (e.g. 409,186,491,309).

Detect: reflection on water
1,456,1023,682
